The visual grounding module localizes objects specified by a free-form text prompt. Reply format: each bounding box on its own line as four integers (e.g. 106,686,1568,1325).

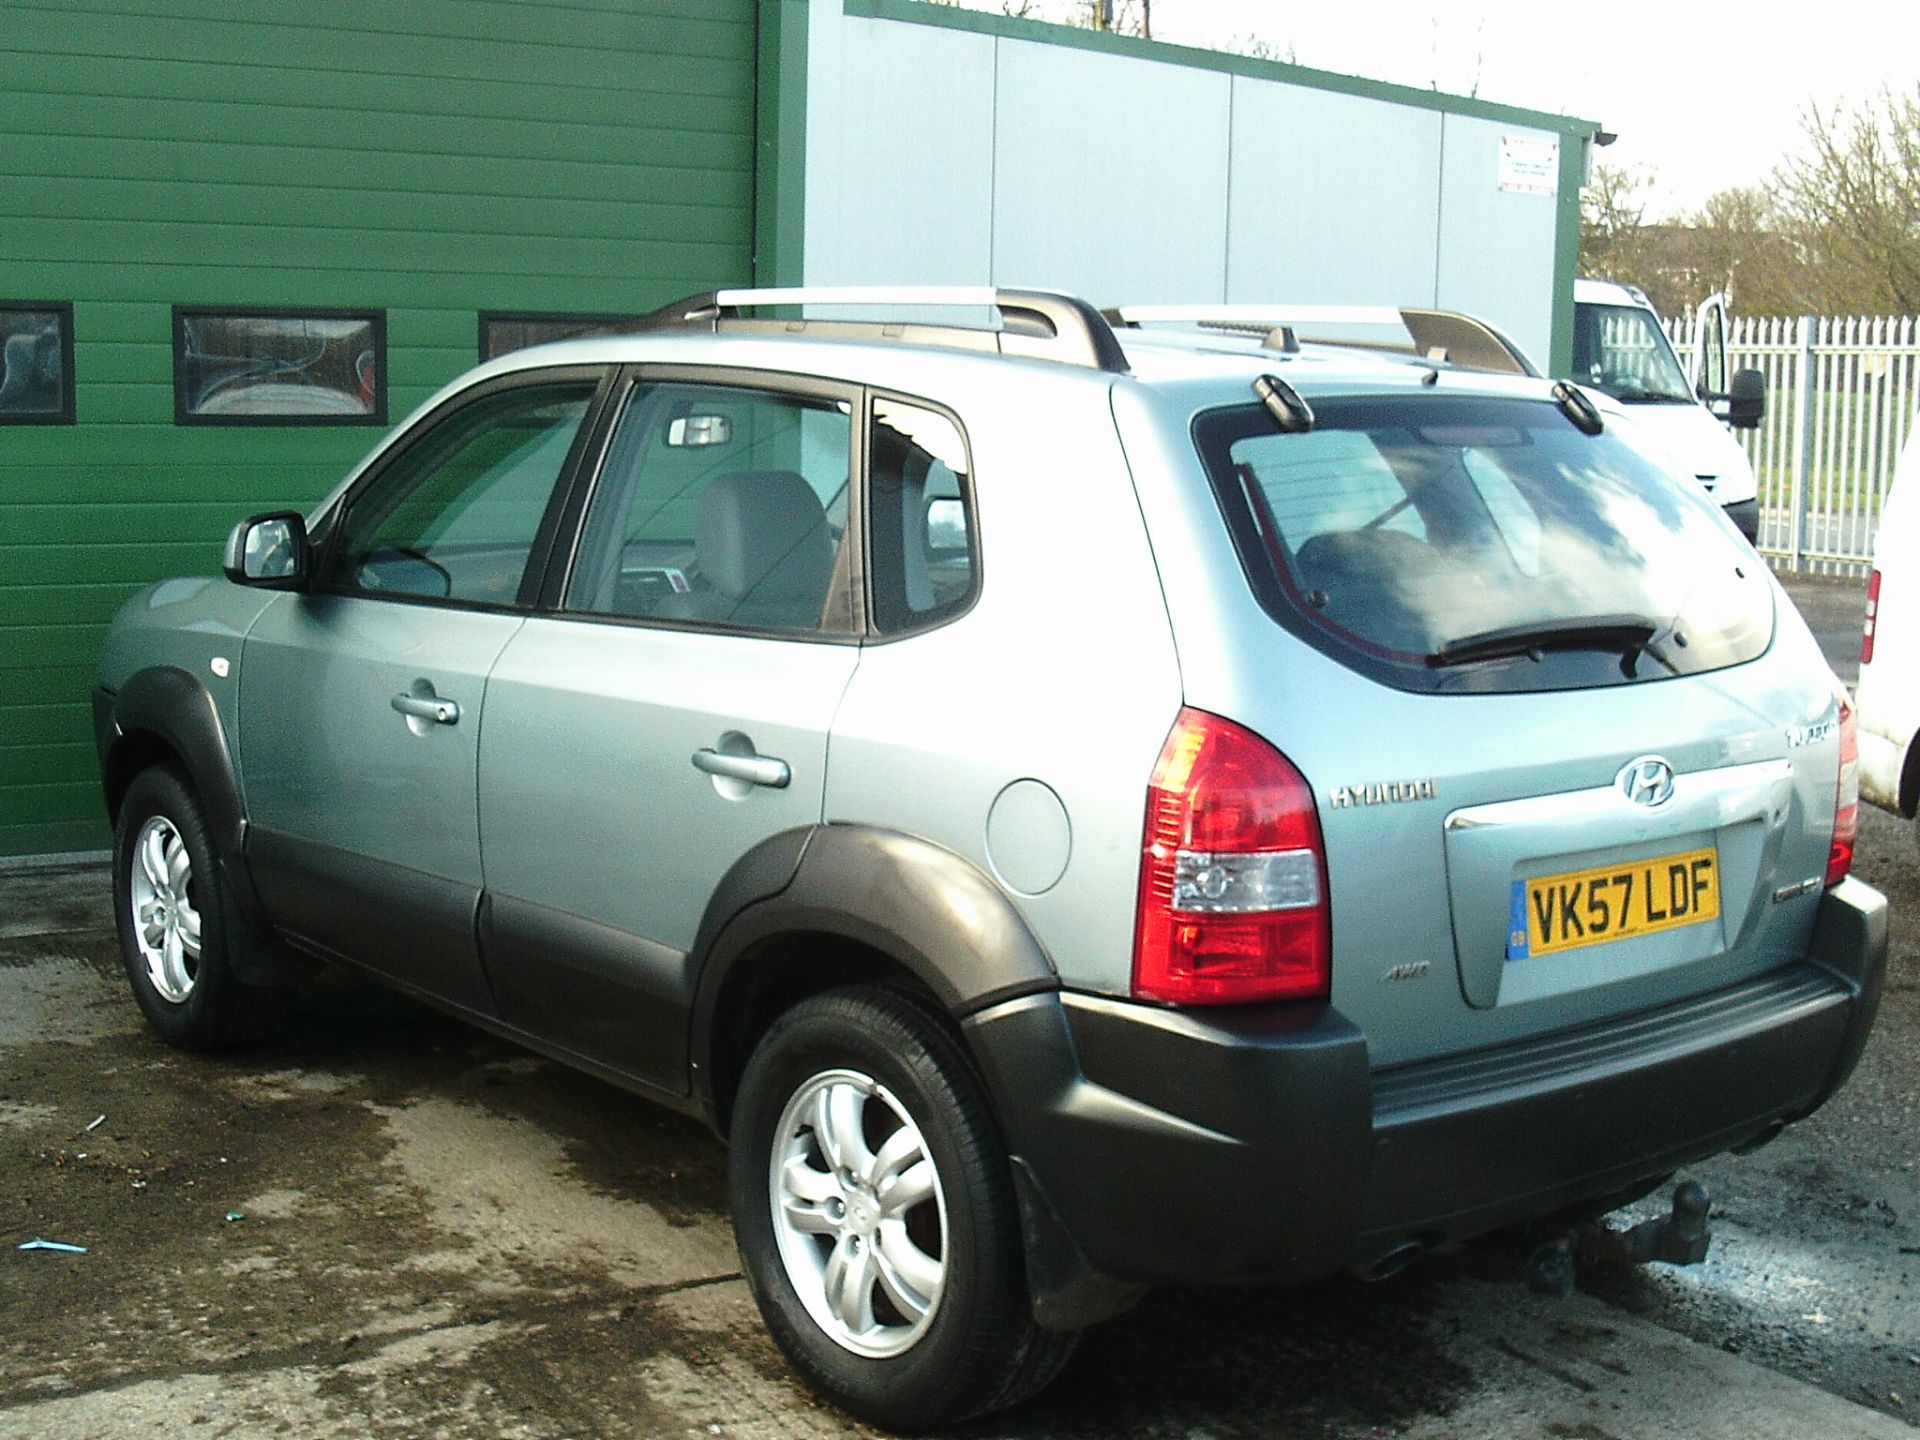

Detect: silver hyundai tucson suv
94,288,1886,1431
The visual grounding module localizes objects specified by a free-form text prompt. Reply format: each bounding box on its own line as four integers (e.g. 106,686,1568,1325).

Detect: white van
1854,418,1920,818
1571,279,1766,540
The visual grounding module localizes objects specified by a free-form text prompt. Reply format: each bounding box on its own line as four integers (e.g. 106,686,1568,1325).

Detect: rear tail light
1862,569,1882,666
1132,707,1330,1005
1828,680,1859,888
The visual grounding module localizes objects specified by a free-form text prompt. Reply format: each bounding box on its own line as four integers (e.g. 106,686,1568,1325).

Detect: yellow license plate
1507,847,1719,960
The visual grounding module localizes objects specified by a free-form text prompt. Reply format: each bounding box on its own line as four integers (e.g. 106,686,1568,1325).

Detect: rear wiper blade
1428,614,1660,668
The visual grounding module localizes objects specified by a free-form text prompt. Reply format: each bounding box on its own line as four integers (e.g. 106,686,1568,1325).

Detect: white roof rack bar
643,287,1131,373
1110,302,1539,378
1114,304,1407,327
713,286,1001,308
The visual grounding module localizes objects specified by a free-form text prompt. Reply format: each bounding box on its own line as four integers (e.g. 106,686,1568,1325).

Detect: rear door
476,370,862,1091
239,369,608,1011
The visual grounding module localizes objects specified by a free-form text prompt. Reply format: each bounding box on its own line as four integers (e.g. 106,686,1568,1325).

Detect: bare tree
1583,91,1920,319
1085,0,1152,34
1777,88,1920,313
1681,186,1812,316
919,0,1042,16
1425,15,1484,97
1227,33,1299,64
1579,162,1659,284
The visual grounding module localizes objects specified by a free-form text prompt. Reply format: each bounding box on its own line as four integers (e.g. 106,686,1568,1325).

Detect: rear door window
1194,393,1774,693
564,380,856,636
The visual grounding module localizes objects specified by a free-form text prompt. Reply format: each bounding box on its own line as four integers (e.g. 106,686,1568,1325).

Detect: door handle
392,692,460,726
691,747,790,789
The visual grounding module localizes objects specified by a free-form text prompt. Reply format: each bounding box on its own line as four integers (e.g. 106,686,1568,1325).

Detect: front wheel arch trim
100,666,314,987
103,667,246,852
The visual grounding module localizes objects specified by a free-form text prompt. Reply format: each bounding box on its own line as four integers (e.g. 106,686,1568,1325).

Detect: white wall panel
1436,115,1561,366
803,11,996,286
989,39,1231,305
1225,80,1443,306
800,5,1568,363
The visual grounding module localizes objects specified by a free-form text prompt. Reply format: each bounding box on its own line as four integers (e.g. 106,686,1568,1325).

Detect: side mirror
1727,368,1766,430
222,511,311,588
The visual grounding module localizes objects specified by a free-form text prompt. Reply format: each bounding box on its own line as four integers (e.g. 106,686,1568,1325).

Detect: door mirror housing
1727,367,1766,430
223,511,311,588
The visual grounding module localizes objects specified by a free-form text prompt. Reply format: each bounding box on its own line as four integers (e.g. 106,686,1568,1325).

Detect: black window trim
309,363,618,615
172,303,389,427
529,363,869,648
477,309,651,364
861,387,982,644
0,299,76,426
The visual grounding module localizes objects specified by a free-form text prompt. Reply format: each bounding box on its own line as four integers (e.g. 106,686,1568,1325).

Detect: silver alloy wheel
769,1067,949,1359
128,815,202,1004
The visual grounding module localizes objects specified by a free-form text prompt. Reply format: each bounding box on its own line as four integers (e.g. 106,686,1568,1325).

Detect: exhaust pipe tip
1352,1238,1427,1283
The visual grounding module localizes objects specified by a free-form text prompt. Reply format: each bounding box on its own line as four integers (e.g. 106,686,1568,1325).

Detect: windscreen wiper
1428,614,1661,668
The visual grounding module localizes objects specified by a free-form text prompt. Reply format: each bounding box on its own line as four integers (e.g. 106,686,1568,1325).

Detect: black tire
728,986,1076,1430
112,764,287,1050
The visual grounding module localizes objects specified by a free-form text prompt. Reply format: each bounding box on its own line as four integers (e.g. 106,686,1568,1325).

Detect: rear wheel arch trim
689,825,1060,1124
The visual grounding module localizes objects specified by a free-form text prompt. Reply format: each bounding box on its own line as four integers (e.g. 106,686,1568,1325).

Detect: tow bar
1525,1180,1713,1297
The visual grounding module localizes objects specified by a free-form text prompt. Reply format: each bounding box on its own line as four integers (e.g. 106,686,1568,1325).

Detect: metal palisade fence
1666,313,1920,574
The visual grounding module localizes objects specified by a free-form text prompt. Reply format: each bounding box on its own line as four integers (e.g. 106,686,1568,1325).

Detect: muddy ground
1,574,1914,1439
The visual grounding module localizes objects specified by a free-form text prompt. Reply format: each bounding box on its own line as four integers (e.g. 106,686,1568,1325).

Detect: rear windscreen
1193,393,1774,693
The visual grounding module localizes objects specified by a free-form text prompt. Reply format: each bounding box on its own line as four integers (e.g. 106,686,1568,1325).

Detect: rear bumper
965,879,1886,1315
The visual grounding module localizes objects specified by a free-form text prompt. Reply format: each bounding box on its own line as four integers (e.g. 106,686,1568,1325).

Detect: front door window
332,380,598,605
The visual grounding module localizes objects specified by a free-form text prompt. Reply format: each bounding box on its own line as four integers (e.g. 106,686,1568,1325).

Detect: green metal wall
0,0,759,857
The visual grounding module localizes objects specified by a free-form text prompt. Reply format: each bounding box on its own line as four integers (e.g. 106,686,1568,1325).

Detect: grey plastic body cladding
963,883,1886,1325
95,670,316,987
688,824,1060,1120
243,821,1060,1133
246,826,492,1013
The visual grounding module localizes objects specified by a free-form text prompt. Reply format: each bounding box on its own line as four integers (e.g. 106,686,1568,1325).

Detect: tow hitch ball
1525,1181,1713,1298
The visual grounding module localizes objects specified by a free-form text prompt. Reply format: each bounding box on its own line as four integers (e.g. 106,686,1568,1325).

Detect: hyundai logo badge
1618,756,1676,808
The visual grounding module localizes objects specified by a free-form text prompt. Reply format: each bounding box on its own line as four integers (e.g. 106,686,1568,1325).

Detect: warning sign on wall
1498,135,1559,196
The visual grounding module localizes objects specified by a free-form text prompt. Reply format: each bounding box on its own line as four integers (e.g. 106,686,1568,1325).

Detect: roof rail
1107,303,1539,378
640,287,1130,374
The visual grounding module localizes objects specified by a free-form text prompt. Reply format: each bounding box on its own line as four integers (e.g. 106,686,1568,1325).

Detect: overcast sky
962,1,1920,217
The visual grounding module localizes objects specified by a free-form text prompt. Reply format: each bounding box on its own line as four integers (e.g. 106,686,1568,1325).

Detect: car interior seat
653,469,834,630
1292,527,1455,654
